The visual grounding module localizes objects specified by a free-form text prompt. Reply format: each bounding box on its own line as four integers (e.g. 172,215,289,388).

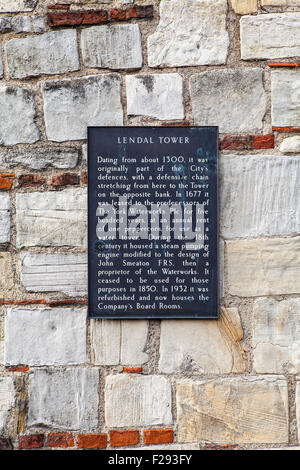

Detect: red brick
47,433,74,448
7,366,30,372
143,429,173,445
110,5,153,21
18,174,46,188
0,173,14,190
50,172,79,187
109,430,139,447
78,434,107,449
273,127,300,133
219,135,253,150
47,299,88,307
123,367,143,373
0,299,46,306
268,62,300,68
19,434,44,449
82,171,87,185
48,10,108,27
162,121,190,127
253,134,274,149
48,4,70,10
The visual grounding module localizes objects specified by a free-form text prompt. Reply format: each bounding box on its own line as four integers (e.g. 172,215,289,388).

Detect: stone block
126,74,184,120
0,252,13,296
5,307,86,366
231,0,257,14
0,194,10,244
0,147,79,170
0,15,31,34
42,75,123,141
177,376,289,444
148,0,229,67
81,24,142,70
280,136,300,153
28,368,99,430
16,188,87,248
271,70,300,127
262,0,300,5
0,377,14,433
105,375,172,427
190,69,266,133
0,0,37,13
0,49,2,79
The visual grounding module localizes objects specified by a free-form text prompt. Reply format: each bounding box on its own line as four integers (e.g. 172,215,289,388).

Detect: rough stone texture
105,375,172,427
0,377,14,433
121,444,200,450
0,253,13,297
32,15,47,33
81,24,142,70
0,16,31,34
82,143,87,167
0,0,37,13
177,376,289,444
91,319,148,365
4,307,86,366
126,74,184,120
261,0,300,6
42,75,123,141
159,307,247,374
28,368,99,430
20,253,87,296
280,136,300,153
0,86,39,146
16,188,87,248
0,147,79,170
226,237,300,297
0,49,3,79
297,382,300,441
253,298,300,374
148,0,229,67
6,30,80,79
220,155,300,238
0,194,10,244
190,69,266,133
231,0,257,14
271,70,300,128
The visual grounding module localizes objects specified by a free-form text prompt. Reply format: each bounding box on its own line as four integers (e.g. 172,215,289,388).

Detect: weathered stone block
0,147,79,170
0,377,14,433
126,74,184,120
148,0,229,67
32,15,47,33
262,0,300,5
231,0,257,14
297,381,300,441
0,86,39,146
28,368,99,430
159,307,247,374
0,0,37,13
190,69,266,133
271,70,300,127
0,49,3,78
5,307,86,366
81,24,142,70
16,188,87,248
42,75,123,141
105,375,172,427
91,319,148,365
0,252,13,297
0,194,10,244
220,155,300,238
20,253,87,296
226,237,300,296
241,14,300,60
0,15,31,34
253,298,300,374
177,376,289,444
280,136,300,153
6,30,80,79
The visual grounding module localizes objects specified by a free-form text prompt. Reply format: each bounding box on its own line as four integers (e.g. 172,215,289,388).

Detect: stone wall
0,0,299,451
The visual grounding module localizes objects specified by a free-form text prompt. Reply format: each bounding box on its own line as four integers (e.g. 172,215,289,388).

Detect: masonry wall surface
0,0,299,451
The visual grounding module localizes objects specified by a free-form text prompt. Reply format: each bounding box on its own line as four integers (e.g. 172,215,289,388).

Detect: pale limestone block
0,194,10,244
0,49,3,78
0,0,37,13
0,252,13,297
220,155,300,238
226,237,300,297
81,24,142,70
32,15,47,33
253,298,300,374
190,69,266,133
241,14,300,60
126,74,184,120
280,136,300,153
159,307,247,374
262,0,300,5
0,147,79,170
105,375,172,427
20,253,87,296
28,368,99,430
0,15,31,34
271,69,300,127
0,377,14,433
6,30,79,79
148,0,229,67
42,75,123,141
231,0,257,14
0,86,39,146
16,188,87,248
297,382,300,441
120,320,148,365
177,376,289,444
5,307,87,366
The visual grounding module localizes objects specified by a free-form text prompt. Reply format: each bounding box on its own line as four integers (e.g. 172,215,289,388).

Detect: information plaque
88,127,218,319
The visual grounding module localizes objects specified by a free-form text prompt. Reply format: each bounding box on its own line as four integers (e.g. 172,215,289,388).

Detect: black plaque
88,127,218,319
